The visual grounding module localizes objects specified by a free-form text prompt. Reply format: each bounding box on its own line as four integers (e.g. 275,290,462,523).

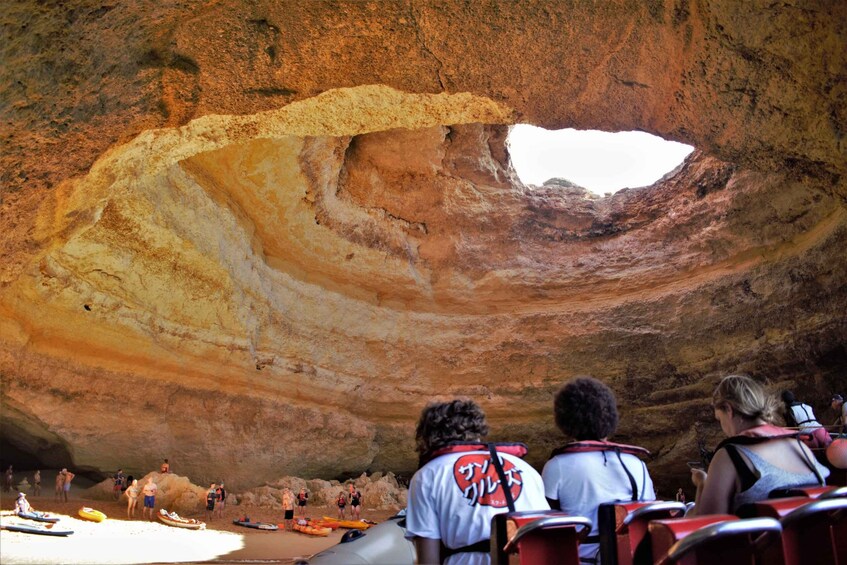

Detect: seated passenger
405,399,549,565
542,377,655,564
690,374,830,515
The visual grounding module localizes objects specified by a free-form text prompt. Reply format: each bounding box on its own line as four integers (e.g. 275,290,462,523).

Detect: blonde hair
712,374,779,423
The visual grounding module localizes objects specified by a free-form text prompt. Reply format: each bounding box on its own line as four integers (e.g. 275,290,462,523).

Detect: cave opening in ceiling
507,125,695,195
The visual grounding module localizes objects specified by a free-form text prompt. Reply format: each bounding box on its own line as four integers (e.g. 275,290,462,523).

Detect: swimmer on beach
348,483,363,520
296,487,308,517
206,483,218,522
142,477,158,521
55,470,64,501
33,470,41,497
125,479,140,519
62,469,75,502
282,487,295,530
216,482,226,518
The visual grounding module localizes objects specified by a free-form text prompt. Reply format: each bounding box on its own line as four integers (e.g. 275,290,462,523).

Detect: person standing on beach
4,465,13,492
336,490,348,519
216,482,226,518
54,470,65,501
142,477,158,521
205,483,218,522
296,487,308,517
33,470,41,497
62,469,75,502
125,478,140,519
160,459,170,473
113,469,126,500
281,487,296,530
349,483,363,520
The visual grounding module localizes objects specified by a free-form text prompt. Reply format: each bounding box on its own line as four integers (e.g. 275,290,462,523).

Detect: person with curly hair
405,399,548,565
690,375,829,515
542,377,655,564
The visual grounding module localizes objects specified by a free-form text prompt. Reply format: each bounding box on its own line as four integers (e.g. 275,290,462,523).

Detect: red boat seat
597,500,686,565
490,510,591,565
650,515,782,565
768,485,837,499
780,496,847,565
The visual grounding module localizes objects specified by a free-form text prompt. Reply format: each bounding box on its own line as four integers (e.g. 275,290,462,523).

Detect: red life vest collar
715,423,800,451
550,440,651,459
421,442,528,466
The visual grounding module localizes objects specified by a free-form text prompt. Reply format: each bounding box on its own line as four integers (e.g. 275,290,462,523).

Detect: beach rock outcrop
85,473,208,515
234,473,406,511
1,2,845,491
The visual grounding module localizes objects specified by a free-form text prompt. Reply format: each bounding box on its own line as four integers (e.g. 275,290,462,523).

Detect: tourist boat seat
768,484,837,499
490,510,591,565
597,500,687,565
779,496,847,565
649,515,782,565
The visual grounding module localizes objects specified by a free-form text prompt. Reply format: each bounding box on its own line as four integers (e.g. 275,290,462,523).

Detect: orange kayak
293,522,331,536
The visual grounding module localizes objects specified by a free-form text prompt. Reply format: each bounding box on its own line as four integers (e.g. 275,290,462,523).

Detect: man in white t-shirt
542,377,655,564
406,399,549,565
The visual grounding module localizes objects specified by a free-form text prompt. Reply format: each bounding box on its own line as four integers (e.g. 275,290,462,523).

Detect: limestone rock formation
1,2,845,492
235,472,406,511
85,472,208,515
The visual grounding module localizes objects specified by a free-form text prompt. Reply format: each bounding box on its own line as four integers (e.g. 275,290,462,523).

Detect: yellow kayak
78,507,107,522
322,516,372,529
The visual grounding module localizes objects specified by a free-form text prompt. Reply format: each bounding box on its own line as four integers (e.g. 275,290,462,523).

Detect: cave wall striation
1,1,845,488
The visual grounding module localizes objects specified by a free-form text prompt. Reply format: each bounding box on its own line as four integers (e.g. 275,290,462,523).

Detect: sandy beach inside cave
0,484,398,564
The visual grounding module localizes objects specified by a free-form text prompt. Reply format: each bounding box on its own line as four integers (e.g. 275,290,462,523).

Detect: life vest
420,441,528,466
549,440,651,502
715,424,825,486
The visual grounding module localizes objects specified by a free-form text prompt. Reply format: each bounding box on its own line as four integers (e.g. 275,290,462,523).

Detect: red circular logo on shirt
452,454,524,507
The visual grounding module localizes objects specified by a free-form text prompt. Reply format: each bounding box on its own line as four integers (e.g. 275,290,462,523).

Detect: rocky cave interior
1,2,845,492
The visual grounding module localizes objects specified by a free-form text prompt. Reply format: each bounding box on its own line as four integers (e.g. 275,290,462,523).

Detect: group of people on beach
334,483,364,520
120,458,171,520
405,375,844,565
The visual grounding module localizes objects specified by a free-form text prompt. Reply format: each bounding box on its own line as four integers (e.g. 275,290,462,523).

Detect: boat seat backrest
490,510,591,565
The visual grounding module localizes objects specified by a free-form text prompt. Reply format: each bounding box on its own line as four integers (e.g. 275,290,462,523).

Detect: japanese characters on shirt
452,453,523,507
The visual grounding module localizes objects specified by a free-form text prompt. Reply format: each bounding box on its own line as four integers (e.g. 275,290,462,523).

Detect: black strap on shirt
488,442,517,512
723,439,824,490
613,448,640,501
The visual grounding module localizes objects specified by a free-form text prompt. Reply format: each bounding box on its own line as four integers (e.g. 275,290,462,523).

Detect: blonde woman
124,479,140,519
690,375,830,515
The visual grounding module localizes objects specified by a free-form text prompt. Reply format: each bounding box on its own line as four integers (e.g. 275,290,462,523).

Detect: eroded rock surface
1,2,846,491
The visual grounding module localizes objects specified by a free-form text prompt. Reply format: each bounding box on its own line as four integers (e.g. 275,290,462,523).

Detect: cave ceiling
1,1,845,488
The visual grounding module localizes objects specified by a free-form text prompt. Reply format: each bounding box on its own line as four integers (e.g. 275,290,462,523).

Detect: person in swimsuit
55,470,65,501
125,479,140,519
62,469,75,502
282,487,295,530
142,477,158,521
113,468,126,500
216,482,226,518
336,490,348,519
690,375,830,515
296,487,308,517
4,466,13,493
348,483,363,520
206,483,218,522
160,459,170,473
33,470,41,497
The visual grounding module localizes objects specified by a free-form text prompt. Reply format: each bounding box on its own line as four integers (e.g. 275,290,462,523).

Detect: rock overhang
1,1,846,489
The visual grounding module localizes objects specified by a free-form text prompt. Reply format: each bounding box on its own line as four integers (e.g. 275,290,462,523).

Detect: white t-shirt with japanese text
406,449,549,565
543,450,655,563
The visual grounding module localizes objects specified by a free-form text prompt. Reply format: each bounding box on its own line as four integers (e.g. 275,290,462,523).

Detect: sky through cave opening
508,125,695,195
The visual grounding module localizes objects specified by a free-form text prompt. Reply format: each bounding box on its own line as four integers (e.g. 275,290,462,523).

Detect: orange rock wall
1,1,845,489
